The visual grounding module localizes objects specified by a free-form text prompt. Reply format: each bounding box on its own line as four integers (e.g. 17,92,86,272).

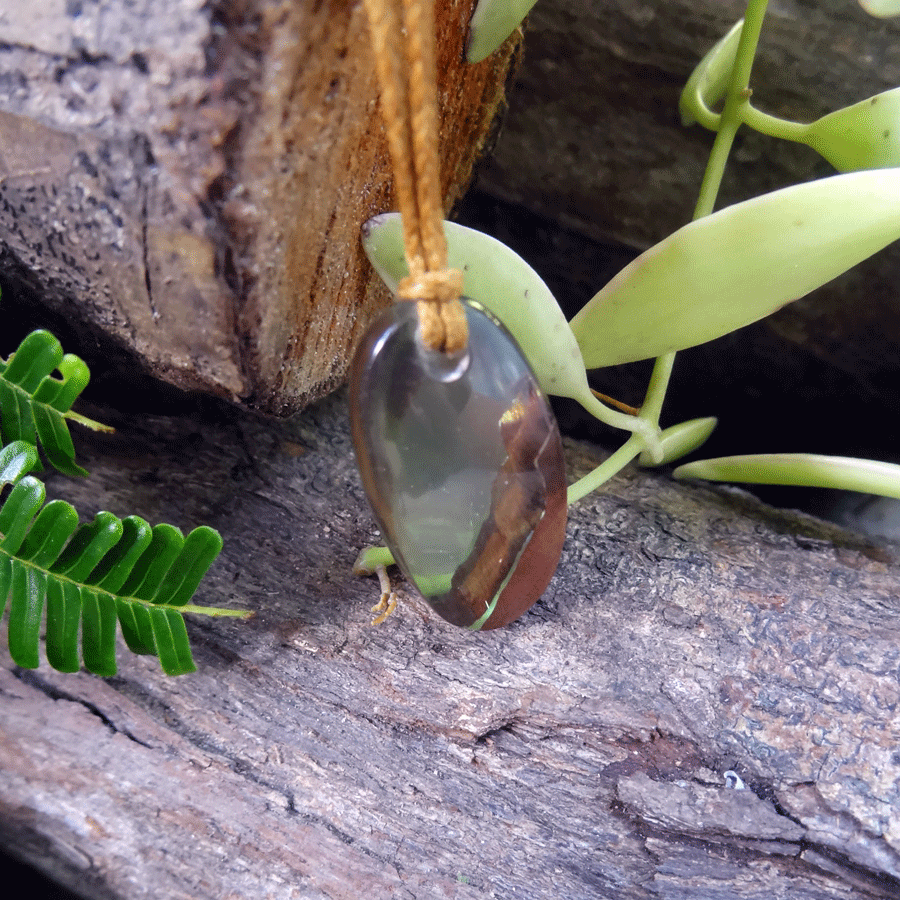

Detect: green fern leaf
0,331,106,476
0,475,234,676
45,580,82,673
0,440,38,486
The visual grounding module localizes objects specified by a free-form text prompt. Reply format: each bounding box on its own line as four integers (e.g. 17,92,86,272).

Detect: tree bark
1,390,898,899
0,0,518,413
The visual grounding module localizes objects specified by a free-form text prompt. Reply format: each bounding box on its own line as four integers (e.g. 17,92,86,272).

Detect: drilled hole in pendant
414,329,470,383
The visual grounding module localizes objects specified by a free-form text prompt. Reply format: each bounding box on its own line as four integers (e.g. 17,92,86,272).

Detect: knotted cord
362,0,468,354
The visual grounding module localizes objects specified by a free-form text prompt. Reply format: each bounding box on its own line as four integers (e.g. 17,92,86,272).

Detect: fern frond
0,476,234,676
0,440,38,486
0,330,111,476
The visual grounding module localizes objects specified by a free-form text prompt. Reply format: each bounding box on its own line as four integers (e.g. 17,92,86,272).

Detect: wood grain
0,390,898,898
0,0,518,412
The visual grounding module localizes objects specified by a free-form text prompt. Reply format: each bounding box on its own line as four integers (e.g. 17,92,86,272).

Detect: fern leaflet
0,330,110,476
0,475,242,676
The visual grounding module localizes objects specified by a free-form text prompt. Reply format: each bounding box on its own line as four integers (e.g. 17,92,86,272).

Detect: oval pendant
349,299,567,629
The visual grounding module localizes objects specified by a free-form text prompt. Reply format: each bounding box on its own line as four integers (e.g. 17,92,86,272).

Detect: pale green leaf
570,170,900,368
466,0,537,63
679,19,743,129
858,0,900,17
674,453,900,499
802,89,900,171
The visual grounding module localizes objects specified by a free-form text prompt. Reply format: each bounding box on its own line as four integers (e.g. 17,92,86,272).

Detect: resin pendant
349,299,567,630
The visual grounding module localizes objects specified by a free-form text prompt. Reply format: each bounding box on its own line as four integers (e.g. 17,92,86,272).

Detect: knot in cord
399,268,467,354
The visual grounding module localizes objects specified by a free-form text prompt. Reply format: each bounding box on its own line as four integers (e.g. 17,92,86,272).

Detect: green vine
0,327,249,676
359,0,900,576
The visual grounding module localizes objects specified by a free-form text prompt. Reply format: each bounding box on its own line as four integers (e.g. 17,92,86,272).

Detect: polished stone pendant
349,299,567,630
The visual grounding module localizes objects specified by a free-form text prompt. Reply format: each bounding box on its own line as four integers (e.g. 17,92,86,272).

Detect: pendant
349,299,567,630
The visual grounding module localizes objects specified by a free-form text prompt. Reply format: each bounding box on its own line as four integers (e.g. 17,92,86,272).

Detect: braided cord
362,0,468,353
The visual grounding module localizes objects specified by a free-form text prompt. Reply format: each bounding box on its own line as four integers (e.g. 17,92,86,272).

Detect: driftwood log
0,0,517,412
1,389,899,898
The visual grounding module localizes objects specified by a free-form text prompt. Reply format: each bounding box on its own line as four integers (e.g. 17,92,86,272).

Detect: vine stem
692,0,771,220
645,0,770,415
567,434,644,505
569,0,771,502
740,103,808,142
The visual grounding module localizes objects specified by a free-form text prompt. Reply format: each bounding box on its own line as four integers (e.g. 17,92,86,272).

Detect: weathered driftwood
0,0,517,412
477,0,900,423
1,390,898,899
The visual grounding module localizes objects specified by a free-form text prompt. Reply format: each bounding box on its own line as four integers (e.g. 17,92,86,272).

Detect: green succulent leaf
570,169,900,368
638,417,718,467
680,19,743,129
0,476,238,676
674,454,900,499
0,440,38,487
362,213,659,443
466,0,537,63
801,88,900,171
0,330,110,476
858,0,900,17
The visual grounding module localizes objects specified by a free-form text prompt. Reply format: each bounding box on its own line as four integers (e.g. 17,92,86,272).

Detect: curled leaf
639,417,717,467
674,453,900,499
570,169,900,368
680,20,743,129
466,0,537,64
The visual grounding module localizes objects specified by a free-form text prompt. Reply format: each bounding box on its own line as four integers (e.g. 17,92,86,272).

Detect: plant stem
638,351,675,428
638,0,771,435
563,0,772,504
567,434,644,505
579,390,662,460
693,0,771,219
63,409,115,433
741,104,808,143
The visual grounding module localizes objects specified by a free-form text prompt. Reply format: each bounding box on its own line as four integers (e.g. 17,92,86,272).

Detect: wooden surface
1,389,899,898
0,0,517,413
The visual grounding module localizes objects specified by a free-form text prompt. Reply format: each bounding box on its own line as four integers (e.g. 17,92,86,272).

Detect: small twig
370,565,399,625
589,388,640,417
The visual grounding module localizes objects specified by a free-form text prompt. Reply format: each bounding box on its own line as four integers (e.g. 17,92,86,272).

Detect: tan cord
362,0,468,354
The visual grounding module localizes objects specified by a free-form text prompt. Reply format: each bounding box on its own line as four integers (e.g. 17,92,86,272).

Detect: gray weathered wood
1,390,898,898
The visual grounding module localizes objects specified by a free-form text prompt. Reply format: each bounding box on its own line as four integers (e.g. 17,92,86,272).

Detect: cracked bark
1,391,899,899
0,0,517,413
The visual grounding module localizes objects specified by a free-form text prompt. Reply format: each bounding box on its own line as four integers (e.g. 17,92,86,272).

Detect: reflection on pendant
349,299,567,630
